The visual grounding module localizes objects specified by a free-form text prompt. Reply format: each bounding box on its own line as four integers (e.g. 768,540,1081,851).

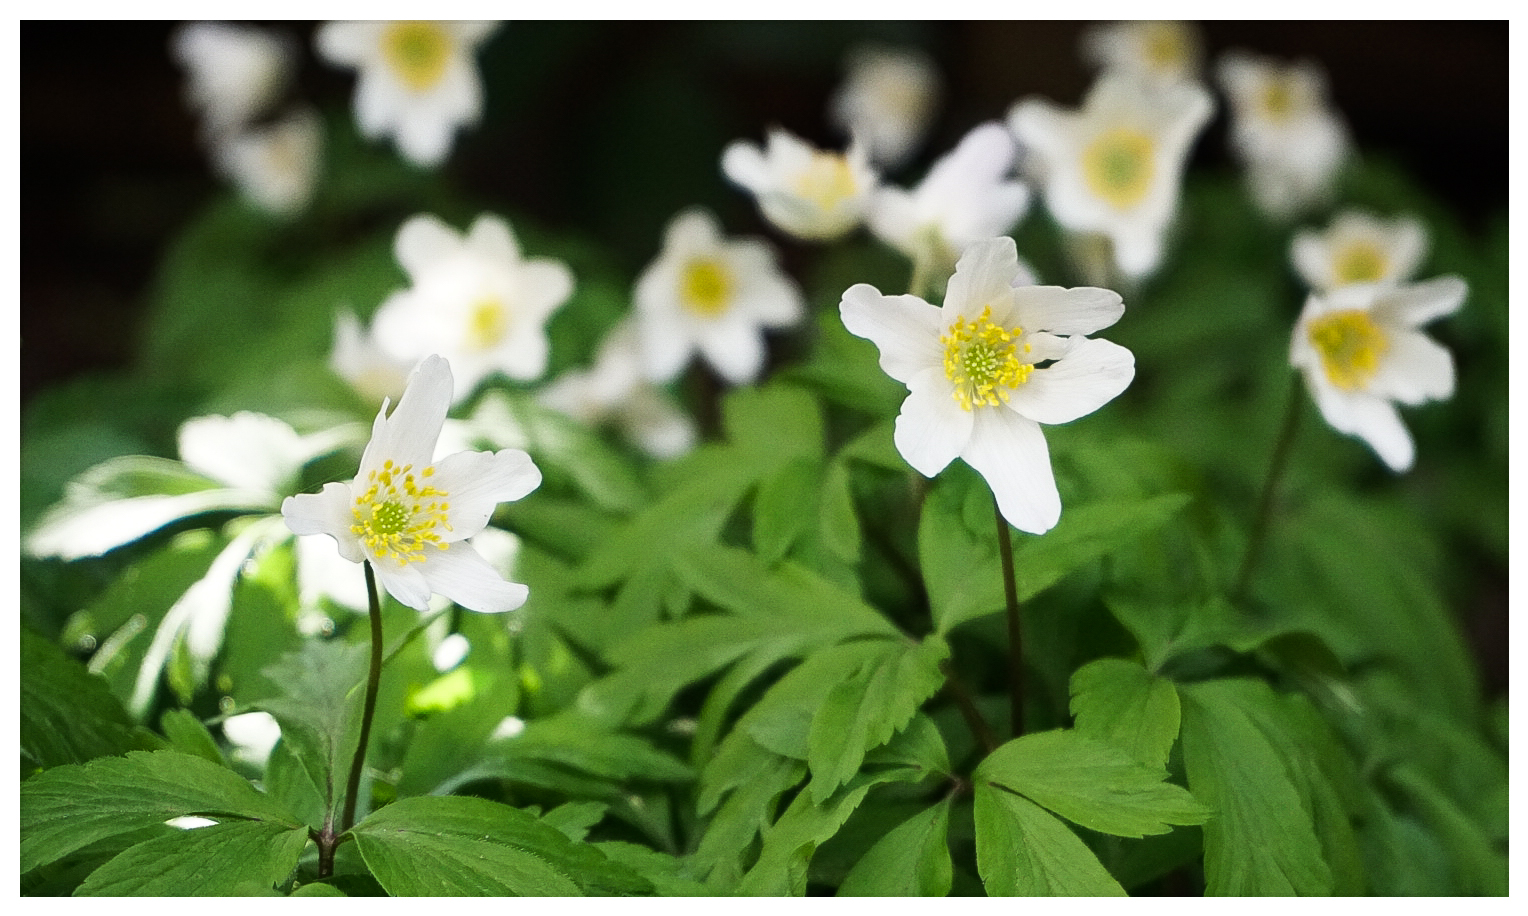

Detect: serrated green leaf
807,635,949,802
595,842,711,896
541,802,608,842
1179,678,1333,895
973,784,1126,896
864,713,950,776
21,749,301,873
1069,657,1181,769
159,709,227,766
351,795,650,896
693,750,806,888
976,729,1207,838
485,711,694,785
674,544,896,638
253,640,368,823
754,456,823,564
20,626,159,772
838,800,952,896
291,881,348,896
76,820,308,896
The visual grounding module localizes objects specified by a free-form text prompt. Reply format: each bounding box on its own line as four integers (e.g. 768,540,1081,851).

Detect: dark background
21,21,1507,405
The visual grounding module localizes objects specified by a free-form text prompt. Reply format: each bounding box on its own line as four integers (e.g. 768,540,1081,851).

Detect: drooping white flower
282,354,542,613
840,237,1135,534
1290,276,1464,473
1081,21,1202,90
370,213,574,401
1217,50,1349,221
211,108,323,217
315,20,498,168
1008,74,1213,280
330,309,412,405
829,44,941,171
171,21,292,135
632,208,805,385
1291,210,1427,293
721,128,879,241
868,122,1031,277
539,319,697,459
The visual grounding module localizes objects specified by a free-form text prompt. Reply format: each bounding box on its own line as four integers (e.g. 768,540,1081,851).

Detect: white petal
314,21,377,66
1370,331,1455,405
866,187,920,255
281,484,364,563
430,448,542,540
893,367,971,477
945,238,1022,319
421,541,529,613
1110,226,1167,280
393,104,455,168
697,319,766,385
839,283,944,385
1374,275,1468,327
371,557,434,610
178,412,306,493
1010,286,1125,336
962,408,1060,534
353,70,402,139
1304,374,1415,472
359,355,453,475
1005,337,1134,425
465,213,522,263
635,305,695,383
395,214,463,281
721,141,770,193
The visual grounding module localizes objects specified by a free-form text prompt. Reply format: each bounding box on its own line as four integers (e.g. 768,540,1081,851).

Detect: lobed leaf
76,820,308,896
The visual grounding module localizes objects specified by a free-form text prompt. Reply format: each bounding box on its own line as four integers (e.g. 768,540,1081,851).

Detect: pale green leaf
838,800,952,896
76,820,308,896
1069,657,1181,769
754,456,822,564
973,785,1126,896
159,709,226,766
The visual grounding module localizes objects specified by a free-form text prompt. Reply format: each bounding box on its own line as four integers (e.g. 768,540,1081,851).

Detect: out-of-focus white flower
1217,50,1349,221
539,320,697,459
490,715,527,740
1290,276,1464,473
211,108,323,217
315,20,498,168
868,122,1031,278
829,44,941,171
172,22,292,135
222,711,282,769
330,309,412,405
1008,74,1213,280
1081,21,1202,90
840,237,1134,534
1291,210,1427,293
282,355,542,613
633,208,805,385
371,213,574,401
432,633,471,672
721,128,878,241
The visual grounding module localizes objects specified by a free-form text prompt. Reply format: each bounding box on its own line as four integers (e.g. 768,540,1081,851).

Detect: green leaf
21,749,301,873
674,544,896,639
481,711,694,785
1179,678,1333,895
351,795,650,896
76,820,308,896
973,784,1126,896
865,712,950,776
159,709,226,766
721,382,825,464
807,635,949,802
838,800,952,896
20,626,159,772
1069,657,1181,769
976,729,1208,838
693,750,806,888
754,456,823,564
253,640,368,824
1387,766,1507,896
594,842,711,896
819,455,863,563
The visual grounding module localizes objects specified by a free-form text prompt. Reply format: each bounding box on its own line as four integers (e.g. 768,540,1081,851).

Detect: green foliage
20,626,161,773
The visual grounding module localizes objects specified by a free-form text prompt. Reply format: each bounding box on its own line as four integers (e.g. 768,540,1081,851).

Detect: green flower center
1309,308,1388,390
383,22,453,92
1332,241,1388,286
468,297,509,350
942,305,1033,411
681,258,733,316
1083,128,1156,209
351,460,453,563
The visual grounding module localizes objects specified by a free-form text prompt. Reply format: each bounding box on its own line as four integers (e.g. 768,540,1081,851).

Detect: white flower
315,20,498,168
370,213,574,400
1291,210,1427,293
211,108,323,217
1290,276,1464,472
330,309,412,405
171,21,292,135
1008,74,1213,280
840,237,1134,534
540,320,697,459
721,128,879,241
868,122,1031,275
1216,50,1349,220
282,354,542,613
633,208,805,385
222,711,282,769
829,44,941,171
1081,21,1202,90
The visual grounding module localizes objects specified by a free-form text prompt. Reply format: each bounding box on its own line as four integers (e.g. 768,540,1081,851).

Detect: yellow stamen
680,258,733,317
793,152,859,211
1142,22,1188,74
1332,241,1389,286
1259,77,1299,123
350,462,453,564
467,298,509,350
1083,128,1156,210
383,22,453,92
1309,308,1388,390
941,305,1033,411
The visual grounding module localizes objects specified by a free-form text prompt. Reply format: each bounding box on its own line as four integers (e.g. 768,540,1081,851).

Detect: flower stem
340,562,386,834
939,660,998,753
1234,373,1304,602
993,499,1024,738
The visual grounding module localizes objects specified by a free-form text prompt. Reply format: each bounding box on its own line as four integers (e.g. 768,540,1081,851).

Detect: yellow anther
1083,127,1156,210
941,305,1033,411
1309,308,1388,390
1332,241,1388,286
382,21,453,92
793,152,859,211
680,258,734,317
350,462,452,564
